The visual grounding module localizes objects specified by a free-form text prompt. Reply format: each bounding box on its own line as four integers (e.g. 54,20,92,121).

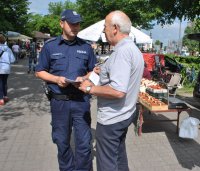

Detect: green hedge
165,54,200,70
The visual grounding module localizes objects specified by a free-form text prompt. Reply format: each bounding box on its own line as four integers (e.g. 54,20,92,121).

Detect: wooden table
138,103,191,136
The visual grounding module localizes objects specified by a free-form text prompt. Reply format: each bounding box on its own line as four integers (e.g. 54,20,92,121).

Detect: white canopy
8,34,32,41
6,31,20,37
78,20,152,44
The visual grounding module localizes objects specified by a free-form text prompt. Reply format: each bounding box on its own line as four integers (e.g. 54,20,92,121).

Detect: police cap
60,9,82,24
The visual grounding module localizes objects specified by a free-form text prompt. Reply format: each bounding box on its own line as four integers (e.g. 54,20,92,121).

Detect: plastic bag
179,117,200,139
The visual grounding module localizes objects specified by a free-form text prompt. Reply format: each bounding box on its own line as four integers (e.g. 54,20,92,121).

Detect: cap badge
73,11,78,16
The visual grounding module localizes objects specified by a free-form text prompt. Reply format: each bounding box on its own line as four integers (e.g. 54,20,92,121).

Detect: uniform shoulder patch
45,37,57,45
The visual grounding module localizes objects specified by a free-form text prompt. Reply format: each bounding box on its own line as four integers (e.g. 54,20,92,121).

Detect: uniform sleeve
87,46,97,72
35,44,50,72
109,49,132,93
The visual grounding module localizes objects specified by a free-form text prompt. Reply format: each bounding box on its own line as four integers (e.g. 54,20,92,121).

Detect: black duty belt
50,91,84,101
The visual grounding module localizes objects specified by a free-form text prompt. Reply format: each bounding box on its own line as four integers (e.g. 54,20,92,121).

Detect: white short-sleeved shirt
12,44,20,53
97,37,144,125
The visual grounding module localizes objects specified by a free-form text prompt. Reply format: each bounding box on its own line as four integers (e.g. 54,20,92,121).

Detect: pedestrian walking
0,34,15,106
35,9,96,171
79,10,144,171
12,42,20,63
27,41,37,73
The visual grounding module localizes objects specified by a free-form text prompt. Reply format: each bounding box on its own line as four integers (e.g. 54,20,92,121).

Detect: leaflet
89,71,100,85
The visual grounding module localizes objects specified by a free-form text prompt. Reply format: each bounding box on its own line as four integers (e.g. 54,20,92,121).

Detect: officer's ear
60,20,65,29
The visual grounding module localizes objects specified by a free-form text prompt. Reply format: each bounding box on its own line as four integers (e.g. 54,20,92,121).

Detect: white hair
110,11,132,34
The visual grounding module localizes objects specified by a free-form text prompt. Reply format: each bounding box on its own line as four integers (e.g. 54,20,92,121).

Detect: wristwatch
86,86,92,93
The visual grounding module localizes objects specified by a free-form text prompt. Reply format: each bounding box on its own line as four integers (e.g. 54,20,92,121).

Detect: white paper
89,71,100,85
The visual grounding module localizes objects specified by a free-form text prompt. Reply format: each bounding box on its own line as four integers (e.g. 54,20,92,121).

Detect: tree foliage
1,0,199,39
149,0,200,25
48,0,77,15
25,0,77,36
76,0,199,29
0,0,30,33
76,0,159,29
182,19,200,53
155,40,161,46
25,14,61,37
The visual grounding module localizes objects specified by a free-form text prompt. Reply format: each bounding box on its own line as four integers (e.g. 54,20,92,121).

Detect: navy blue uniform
36,36,96,171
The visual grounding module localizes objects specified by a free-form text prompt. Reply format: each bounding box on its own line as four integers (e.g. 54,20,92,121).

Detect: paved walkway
0,58,200,171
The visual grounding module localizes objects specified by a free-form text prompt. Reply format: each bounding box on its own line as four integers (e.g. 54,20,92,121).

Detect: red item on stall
142,53,165,72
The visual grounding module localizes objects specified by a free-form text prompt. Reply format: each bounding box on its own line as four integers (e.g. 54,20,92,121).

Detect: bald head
106,11,132,34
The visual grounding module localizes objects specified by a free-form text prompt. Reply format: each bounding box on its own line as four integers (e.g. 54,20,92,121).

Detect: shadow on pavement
0,59,50,140
177,94,200,110
142,109,200,170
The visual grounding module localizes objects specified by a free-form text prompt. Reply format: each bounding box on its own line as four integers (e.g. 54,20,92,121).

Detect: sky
28,0,188,46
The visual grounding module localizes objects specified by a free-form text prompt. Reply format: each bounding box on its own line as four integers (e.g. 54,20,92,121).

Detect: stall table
138,103,191,136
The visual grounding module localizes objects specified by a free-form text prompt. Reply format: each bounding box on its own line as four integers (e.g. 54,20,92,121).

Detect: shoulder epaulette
44,37,57,45
77,37,91,45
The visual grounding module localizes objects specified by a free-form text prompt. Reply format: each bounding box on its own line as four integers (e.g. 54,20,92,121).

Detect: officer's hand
57,76,69,87
75,76,85,82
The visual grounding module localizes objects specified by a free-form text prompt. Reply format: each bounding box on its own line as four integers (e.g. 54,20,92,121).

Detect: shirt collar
58,35,81,45
113,37,132,51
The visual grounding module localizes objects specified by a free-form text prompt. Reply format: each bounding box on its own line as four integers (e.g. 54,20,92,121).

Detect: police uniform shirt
35,36,96,95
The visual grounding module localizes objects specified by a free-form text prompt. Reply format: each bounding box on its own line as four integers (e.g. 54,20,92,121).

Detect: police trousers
50,98,92,171
28,57,37,71
96,113,135,171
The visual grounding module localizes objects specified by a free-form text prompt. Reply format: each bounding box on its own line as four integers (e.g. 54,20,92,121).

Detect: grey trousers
96,112,135,171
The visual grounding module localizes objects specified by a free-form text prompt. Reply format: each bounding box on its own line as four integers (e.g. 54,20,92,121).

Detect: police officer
35,9,96,171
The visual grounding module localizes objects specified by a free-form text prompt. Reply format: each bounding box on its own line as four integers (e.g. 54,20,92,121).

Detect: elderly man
79,10,144,171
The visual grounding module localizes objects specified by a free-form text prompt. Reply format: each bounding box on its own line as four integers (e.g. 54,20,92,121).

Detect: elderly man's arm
91,85,125,99
79,80,125,99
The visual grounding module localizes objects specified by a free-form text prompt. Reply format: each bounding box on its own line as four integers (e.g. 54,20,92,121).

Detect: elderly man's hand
72,76,85,88
79,80,94,93
93,66,101,74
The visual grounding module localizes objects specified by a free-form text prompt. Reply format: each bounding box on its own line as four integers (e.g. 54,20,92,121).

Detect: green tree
155,40,161,46
76,0,158,29
25,14,43,35
24,0,199,38
76,0,199,29
48,0,77,15
25,14,61,37
0,0,30,33
149,0,200,25
182,19,200,53
27,0,77,36
40,15,61,36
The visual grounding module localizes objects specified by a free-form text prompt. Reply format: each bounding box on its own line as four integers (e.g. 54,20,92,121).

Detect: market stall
137,78,190,136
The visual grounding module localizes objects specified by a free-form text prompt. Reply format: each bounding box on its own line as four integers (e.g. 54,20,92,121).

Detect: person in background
12,42,20,63
36,43,42,62
186,67,191,78
79,10,144,171
27,40,37,73
35,9,96,171
190,66,196,82
0,34,15,106
143,62,152,80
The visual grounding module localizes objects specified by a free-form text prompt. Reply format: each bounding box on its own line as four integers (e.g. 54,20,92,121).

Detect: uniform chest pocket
51,54,66,70
75,55,88,66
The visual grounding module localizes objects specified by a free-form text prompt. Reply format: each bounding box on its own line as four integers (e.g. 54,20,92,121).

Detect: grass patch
177,86,194,94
